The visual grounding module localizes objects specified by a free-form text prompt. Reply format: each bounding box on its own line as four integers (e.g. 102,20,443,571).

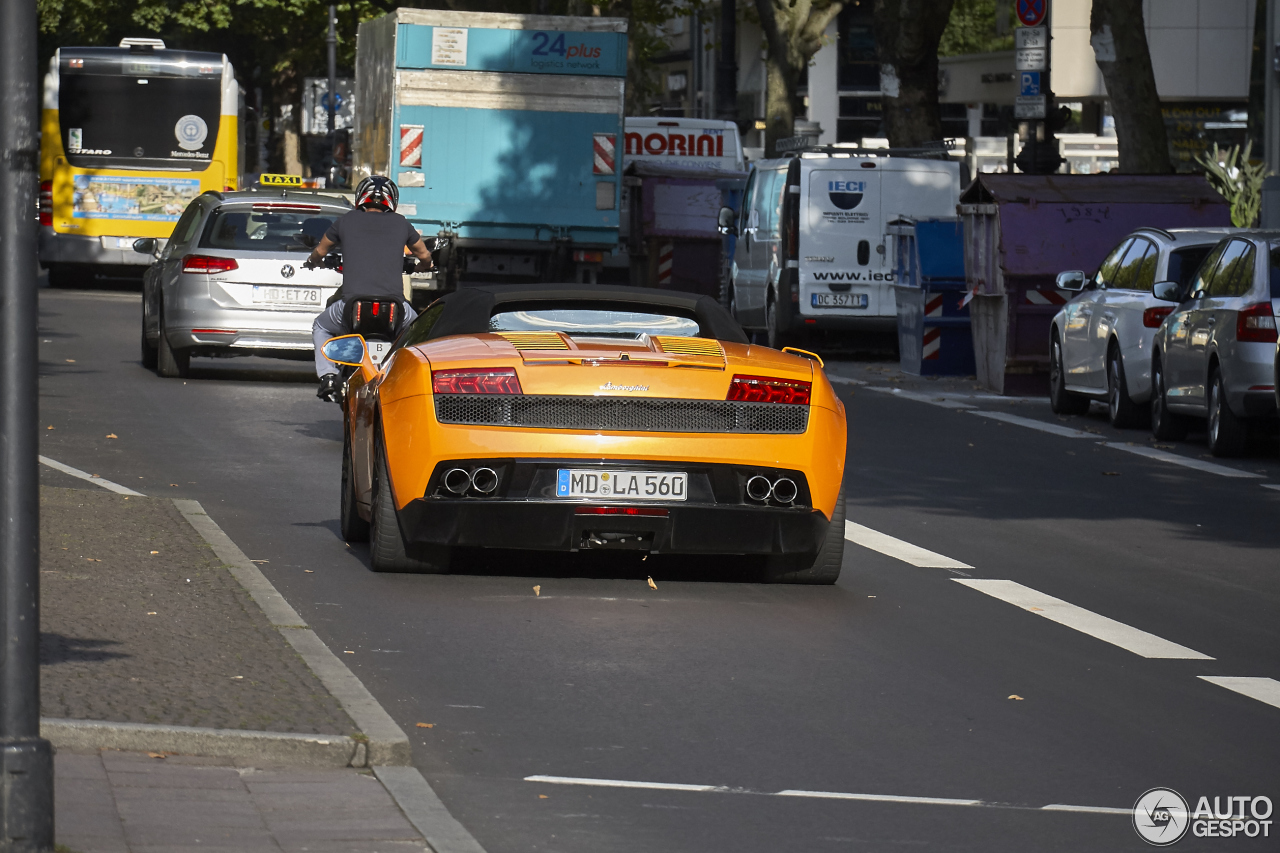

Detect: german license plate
368,340,391,366
811,292,869,309
556,469,687,501
252,285,321,305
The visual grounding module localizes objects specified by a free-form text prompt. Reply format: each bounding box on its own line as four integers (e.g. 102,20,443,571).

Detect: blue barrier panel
893,218,976,377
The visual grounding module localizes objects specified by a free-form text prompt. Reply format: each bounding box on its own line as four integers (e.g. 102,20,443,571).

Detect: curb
40,719,361,768
172,499,412,767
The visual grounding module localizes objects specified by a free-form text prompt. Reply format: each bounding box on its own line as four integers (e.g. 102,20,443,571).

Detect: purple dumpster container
958,175,1230,395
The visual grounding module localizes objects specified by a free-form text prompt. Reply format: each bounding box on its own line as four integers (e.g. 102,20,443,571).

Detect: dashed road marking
525,775,719,792
1198,677,1280,710
777,789,981,806
954,579,1213,660
968,410,1094,438
844,521,973,569
39,455,145,496
1263,484,1280,492
1041,804,1132,815
864,386,976,409
827,375,868,386
1101,442,1264,479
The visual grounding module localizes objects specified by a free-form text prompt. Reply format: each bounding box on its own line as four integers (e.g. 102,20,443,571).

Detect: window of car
199,207,339,253
1111,238,1153,290
1188,241,1228,297
739,170,757,234
1269,244,1280,298
166,201,205,252
1166,245,1215,290
392,299,446,352
489,307,703,338
1205,239,1255,298
1094,238,1133,288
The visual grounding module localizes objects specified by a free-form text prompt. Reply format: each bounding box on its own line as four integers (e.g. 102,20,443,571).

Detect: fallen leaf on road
304,569,314,573
169,484,178,487
46,426,53,430
1029,606,1043,611
538,795,548,799
867,595,876,598
344,650,354,654
230,676,244,680
64,359,75,363
106,433,118,439
150,551,159,555
250,559,268,564
416,723,434,728
533,585,541,596
147,752,166,759
647,576,657,590
1008,695,1024,701
146,612,157,616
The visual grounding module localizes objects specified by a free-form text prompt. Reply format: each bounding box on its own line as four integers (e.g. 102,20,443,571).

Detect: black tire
766,293,788,350
1106,346,1145,428
1049,334,1090,415
1150,354,1189,441
340,434,370,543
155,300,190,378
369,445,448,573
45,264,76,288
1207,367,1249,457
763,490,845,585
140,311,158,370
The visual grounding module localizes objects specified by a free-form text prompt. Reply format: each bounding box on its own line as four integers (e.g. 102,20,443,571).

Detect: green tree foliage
937,0,1012,56
1197,142,1264,228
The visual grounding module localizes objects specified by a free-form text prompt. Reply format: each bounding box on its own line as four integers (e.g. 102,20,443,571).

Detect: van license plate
557,470,687,501
811,293,868,309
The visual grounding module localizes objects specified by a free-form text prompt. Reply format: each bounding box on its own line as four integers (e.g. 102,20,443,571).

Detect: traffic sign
1015,26,1047,49
1019,72,1041,97
1017,0,1046,27
1016,48,1047,71
1015,96,1046,119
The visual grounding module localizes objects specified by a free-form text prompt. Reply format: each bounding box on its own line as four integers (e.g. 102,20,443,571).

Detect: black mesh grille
435,395,808,434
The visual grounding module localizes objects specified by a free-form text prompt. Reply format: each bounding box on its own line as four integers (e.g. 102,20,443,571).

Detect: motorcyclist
304,175,434,402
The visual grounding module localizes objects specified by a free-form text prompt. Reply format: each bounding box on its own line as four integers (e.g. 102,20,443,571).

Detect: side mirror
1055,270,1087,292
133,238,157,255
322,334,366,367
717,206,737,235
1152,280,1182,303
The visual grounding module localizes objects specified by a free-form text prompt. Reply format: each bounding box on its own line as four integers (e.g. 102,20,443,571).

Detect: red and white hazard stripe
1025,289,1068,306
657,243,673,285
959,285,979,309
593,133,616,175
925,293,944,318
399,125,423,168
922,326,941,360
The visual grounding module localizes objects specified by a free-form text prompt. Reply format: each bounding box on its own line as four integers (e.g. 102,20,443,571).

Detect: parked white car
1048,227,1233,426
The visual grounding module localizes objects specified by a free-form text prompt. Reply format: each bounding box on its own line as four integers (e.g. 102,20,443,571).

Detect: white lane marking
524,776,1130,815
777,790,981,807
968,410,1093,438
864,386,976,409
1198,677,1280,710
827,375,868,386
1041,804,1132,816
954,579,1213,660
1101,442,1265,479
38,455,144,496
844,521,973,569
525,775,719,792
1263,484,1280,492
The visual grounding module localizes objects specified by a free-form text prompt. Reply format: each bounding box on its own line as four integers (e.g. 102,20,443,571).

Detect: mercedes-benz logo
281,264,295,279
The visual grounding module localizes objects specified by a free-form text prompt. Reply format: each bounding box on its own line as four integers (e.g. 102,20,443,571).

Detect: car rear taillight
182,254,239,274
727,374,811,405
1143,306,1174,328
1237,302,1278,343
432,367,523,395
39,180,52,226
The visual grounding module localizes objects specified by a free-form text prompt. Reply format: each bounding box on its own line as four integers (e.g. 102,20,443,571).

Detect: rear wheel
155,300,190,378
1049,335,1090,415
370,444,448,573
1107,346,1145,428
340,434,369,543
763,490,845,585
1207,367,1249,457
140,306,158,370
1150,354,1189,441
765,292,789,350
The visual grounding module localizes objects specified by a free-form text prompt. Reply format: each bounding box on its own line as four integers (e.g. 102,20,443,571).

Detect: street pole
327,4,338,136
716,0,738,123
0,0,56,847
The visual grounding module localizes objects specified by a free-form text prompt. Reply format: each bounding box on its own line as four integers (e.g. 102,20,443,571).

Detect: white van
623,117,746,172
727,153,960,347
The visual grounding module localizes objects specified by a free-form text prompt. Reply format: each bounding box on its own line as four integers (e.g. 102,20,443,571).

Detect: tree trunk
764,57,799,158
1090,0,1171,173
873,0,956,148
754,0,843,156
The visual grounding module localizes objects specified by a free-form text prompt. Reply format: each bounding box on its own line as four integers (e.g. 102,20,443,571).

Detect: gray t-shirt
324,209,421,299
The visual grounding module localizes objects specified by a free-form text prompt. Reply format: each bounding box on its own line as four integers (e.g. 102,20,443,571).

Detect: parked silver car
1149,231,1280,456
136,190,350,377
1049,227,1232,427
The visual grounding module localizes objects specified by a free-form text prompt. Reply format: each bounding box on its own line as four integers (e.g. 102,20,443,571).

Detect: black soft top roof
424,284,750,345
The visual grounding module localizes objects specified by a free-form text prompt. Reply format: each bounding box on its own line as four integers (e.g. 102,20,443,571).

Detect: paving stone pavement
39,484,355,735
56,749,429,853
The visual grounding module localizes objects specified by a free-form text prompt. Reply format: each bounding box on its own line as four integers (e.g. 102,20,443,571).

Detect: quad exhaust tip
443,468,472,495
771,478,797,504
470,467,499,495
745,475,798,504
746,475,773,502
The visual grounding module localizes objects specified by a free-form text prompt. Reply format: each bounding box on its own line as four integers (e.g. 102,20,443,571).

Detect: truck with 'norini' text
354,9,627,298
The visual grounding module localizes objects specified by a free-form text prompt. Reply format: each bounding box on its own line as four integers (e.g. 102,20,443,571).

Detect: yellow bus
39,38,243,287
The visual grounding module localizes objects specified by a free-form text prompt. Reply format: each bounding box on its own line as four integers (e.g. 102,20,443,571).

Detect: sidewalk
36,479,471,853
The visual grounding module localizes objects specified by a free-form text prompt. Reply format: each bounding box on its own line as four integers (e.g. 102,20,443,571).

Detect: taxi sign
259,173,303,187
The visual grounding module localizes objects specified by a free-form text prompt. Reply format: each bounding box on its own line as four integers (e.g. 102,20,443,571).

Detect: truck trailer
354,9,627,298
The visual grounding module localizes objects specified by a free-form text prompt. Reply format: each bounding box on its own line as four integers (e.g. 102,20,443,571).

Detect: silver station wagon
136,190,350,377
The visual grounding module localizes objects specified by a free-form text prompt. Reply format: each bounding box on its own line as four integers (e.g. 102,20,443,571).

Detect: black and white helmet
355,175,399,212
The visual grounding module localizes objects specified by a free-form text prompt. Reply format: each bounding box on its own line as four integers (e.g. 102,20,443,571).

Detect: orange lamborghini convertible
323,284,848,583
